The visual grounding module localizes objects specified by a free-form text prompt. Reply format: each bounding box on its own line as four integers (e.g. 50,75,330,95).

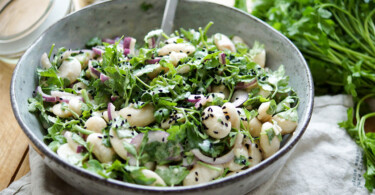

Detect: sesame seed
213,131,218,134
213,157,216,161
195,172,198,176
202,112,205,116
248,156,253,160
223,111,228,114
222,106,226,109
98,136,102,139
237,110,241,115
110,135,114,138
162,137,165,142
195,96,200,99
226,115,230,120
255,144,258,148
104,135,108,138
225,123,228,127
245,144,250,149
195,177,198,182
127,114,131,117
221,121,224,125
187,51,190,54
210,114,214,118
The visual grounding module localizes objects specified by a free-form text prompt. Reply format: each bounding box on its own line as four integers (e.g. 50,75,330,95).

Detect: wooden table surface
0,61,30,191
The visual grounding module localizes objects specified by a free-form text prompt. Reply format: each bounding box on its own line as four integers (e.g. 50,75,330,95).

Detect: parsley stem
73,125,94,135
197,161,222,172
134,75,151,89
48,44,55,59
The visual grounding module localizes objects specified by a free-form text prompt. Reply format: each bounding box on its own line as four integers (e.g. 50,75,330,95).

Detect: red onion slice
92,47,104,55
231,90,249,107
195,97,207,109
110,95,119,101
235,79,257,90
187,94,204,103
76,145,85,153
124,48,130,56
89,66,101,78
100,73,109,82
102,38,115,44
123,37,132,49
107,102,115,121
37,86,57,102
145,58,161,64
219,53,226,65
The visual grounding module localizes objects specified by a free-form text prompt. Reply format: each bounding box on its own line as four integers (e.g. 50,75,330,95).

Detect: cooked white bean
236,108,262,137
109,128,134,160
259,122,282,159
183,163,224,186
74,50,95,68
214,33,236,53
222,102,240,129
258,88,271,98
164,37,179,44
161,113,184,129
211,85,229,99
40,53,52,69
273,115,298,135
118,103,155,127
176,64,191,74
244,138,262,167
57,57,81,84
232,36,246,45
169,51,188,66
158,43,195,56
140,169,166,186
147,64,169,79
64,131,80,152
257,102,272,122
52,103,72,118
68,97,82,116
102,104,118,122
57,143,83,165
253,49,266,68
85,116,107,133
224,146,249,171
202,106,231,139
87,133,115,163
128,38,137,55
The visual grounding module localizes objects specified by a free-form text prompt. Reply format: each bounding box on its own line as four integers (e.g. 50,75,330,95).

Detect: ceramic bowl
11,0,314,194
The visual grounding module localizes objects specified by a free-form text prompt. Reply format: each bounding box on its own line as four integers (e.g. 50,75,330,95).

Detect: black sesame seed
98,136,103,139
195,172,198,176
255,144,258,148
159,90,163,92
213,157,217,161
248,156,253,160
225,115,230,120
195,96,200,99
223,111,228,114
210,114,214,118
127,114,131,117
237,110,241,115
162,137,165,142
225,123,228,127
245,144,250,149
202,112,205,116
222,106,226,109
195,177,198,182
213,131,219,134
187,51,190,54
104,135,108,138
110,135,114,138
221,121,224,125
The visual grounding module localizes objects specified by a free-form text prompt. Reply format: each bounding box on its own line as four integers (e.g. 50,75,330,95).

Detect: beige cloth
1,95,370,195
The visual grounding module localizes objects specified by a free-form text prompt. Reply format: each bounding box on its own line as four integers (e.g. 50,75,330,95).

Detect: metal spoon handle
160,0,179,36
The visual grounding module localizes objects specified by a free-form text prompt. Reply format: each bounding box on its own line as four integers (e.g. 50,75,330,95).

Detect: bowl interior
11,0,313,192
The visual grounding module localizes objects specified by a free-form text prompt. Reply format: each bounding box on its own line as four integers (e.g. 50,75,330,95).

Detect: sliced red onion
92,47,104,56
130,133,144,148
123,37,132,49
90,66,101,78
107,102,115,121
219,53,226,65
37,86,57,102
187,94,204,103
145,58,161,64
231,90,249,107
192,149,234,165
124,48,130,56
235,79,257,89
76,145,85,153
102,38,115,44
100,73,109,82
110,95,119,101
191,133,243,165
151,37,156,48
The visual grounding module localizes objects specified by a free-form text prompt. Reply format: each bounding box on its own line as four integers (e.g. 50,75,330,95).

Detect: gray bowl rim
10,0,314,193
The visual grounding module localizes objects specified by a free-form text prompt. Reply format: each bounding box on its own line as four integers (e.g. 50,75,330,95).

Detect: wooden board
0,61,30,190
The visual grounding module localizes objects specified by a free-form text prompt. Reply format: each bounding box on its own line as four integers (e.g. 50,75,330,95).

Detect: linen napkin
1,95,370,195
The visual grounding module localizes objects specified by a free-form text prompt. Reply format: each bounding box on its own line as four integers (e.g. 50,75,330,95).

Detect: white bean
257,102,272,122
68,97,82,116
64,131,80,152
259,122,282,159
58,57,81,84
85,116,107,133
258,88,271,98
273,115,298,135
224,146,249,171
119,103,156,127
244,138,262,167
169,51,188,66
158,43,196,56
109,128,133,160
57,143,83,165
202,106,231,139
214,33,236,53
236,108,262,137
211,85,229,99
147,64,169,79
74,50,95,68
140,169,166,186
253,49,266,68
183,163,224,186
87,133,115,163
176,64,190,74
222,102,240,129
161,113,184,129
40,53,52,69
52,103,72,118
